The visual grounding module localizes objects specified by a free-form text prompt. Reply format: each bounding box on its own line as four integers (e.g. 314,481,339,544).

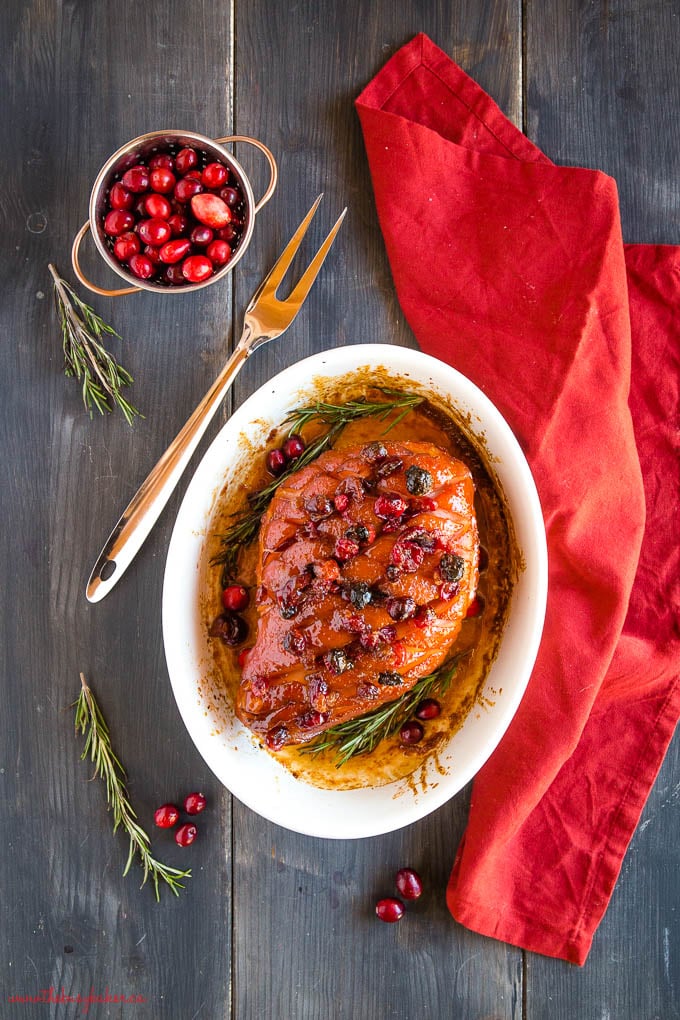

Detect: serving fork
86,195,346,603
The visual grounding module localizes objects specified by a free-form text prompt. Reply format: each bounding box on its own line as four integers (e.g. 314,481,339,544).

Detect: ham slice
236,440,479,749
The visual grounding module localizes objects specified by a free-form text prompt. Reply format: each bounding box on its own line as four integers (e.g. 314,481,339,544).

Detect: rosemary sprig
213,391,423,584
301,655,463,767
74,673,191,900
283,391,424,437
49,263,141,425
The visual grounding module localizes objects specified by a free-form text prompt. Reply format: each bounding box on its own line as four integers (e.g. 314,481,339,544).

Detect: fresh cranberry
174,177,203,203
206,239,232,266
127,253,155,279
182,254,213,283
183,792,207,815
149,153,174,170
113,232,140,261
132,195,148,218
374,495,408,519
175,147,198,174
137,218,171,246
415,698,441,720
222,584,249,611
466,594,485,617
395,867,423,900
109,182,133,210
154,803,180,829
282,435,305,461
188,225,212,248
184,169,203,181
175,823,197,847
104,209,135,236
266,448,287,476
202,162,229,188
167,213,190,237
191,193,232,229
375,898,405,923
219,186,241,207
216,223,240,243
164,264,186,285
144,193,172,219
149,166,176,194
334,538,360,562
121,165,149,193
159,238,192,264
400,720,424,744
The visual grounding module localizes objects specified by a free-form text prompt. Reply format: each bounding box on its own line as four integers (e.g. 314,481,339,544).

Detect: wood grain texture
1,2,235,1017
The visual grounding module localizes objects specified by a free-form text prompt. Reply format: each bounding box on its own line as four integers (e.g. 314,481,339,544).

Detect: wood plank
230,5,524,1018
525,0,680,1014
0,2,235,1017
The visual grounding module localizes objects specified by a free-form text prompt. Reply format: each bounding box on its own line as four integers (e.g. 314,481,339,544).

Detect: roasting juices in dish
205,382,516,791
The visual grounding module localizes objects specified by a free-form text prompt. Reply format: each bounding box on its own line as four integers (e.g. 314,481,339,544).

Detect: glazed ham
237,440,479,750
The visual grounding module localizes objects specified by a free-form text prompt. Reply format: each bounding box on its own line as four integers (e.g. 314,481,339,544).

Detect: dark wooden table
2,2,678,1017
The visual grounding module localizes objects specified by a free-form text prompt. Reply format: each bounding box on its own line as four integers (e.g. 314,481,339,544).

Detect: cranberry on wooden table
415,698,441,720
183,792,207,815
222,585,249,612
182,254,213,283
282,434,305,461
375,898,405,923
154,804,180,829
399,720,424,744
175,823,198,847
102,140,247,286
266,448,287,476
395,868,423,900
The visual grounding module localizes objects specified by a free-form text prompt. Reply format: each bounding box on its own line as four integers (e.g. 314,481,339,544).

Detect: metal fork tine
245,194,324,311
285,207,348,308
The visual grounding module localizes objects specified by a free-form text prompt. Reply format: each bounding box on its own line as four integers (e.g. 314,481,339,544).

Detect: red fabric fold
356,34,679,964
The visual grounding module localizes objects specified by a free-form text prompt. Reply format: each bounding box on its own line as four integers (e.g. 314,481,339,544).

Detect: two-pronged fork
86,195,346,603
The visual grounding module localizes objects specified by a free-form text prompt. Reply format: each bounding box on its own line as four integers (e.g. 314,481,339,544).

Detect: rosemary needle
49,263,141,425
74,673,191,899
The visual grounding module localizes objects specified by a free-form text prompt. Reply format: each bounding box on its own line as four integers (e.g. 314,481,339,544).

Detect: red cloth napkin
356,34,680,965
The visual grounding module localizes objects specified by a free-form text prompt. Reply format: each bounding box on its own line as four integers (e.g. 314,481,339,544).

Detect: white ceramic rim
162,345,548,838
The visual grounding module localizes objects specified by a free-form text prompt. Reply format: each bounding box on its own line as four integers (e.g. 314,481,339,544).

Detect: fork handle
86,338,251,603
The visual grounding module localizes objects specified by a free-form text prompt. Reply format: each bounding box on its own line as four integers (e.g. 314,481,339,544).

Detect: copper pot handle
71,221,141,297
214,135,278,213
